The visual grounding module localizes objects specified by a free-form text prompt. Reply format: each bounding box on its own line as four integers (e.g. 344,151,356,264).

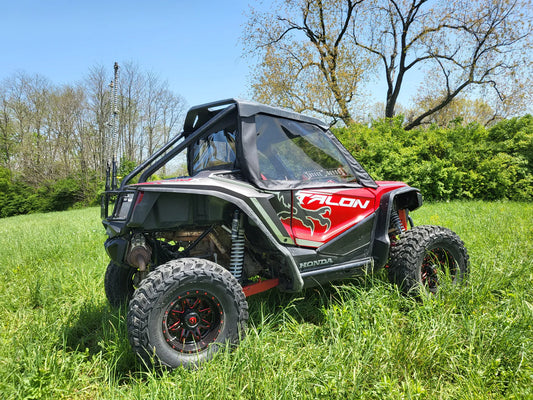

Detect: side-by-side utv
101,99,469,369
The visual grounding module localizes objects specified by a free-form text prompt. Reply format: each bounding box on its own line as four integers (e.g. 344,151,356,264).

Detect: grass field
0,202,531,399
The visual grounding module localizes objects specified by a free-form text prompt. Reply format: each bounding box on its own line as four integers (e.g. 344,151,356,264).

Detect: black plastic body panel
109,179,305,292
301,258,372,289
128,192,227,230
317,214,375,258
104,237,129,265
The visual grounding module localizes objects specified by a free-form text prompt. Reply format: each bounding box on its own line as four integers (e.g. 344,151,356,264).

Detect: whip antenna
106,62,120,190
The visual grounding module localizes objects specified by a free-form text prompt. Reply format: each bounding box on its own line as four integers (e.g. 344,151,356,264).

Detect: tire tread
127,258,248,368
388,225,469,294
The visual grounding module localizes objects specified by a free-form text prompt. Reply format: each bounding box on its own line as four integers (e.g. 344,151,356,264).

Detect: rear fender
127,187,304,291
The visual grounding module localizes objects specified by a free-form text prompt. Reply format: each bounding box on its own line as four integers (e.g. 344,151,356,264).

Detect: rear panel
128,192,228,230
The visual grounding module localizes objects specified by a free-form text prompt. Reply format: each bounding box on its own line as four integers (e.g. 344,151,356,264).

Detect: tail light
112,192,135,219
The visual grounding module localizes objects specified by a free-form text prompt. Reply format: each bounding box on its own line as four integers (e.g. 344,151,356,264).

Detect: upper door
289,187,376,247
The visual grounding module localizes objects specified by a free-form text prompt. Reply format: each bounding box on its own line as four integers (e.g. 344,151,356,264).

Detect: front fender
371,187,422,269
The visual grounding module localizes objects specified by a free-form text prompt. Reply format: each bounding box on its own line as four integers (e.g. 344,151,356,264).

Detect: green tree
351,0,532,128
244,0,373,125
0,96,16,168
245,0,532,128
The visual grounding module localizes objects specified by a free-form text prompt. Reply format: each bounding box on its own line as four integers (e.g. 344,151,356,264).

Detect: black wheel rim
162,290,223,353
421,247,457,291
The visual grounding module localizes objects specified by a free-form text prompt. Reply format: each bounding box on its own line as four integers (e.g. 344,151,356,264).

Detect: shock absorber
390,210,404,235
229,210,245,281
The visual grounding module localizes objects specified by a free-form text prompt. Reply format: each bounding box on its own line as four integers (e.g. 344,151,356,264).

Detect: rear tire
388,225,469,295
104,262,136,308
127,258,248,369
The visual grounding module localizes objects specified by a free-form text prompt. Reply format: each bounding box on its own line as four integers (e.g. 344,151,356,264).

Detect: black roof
182,98,377,190
183,98,329,133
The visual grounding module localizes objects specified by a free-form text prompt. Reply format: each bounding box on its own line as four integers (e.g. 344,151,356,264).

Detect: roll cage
104,99,377,202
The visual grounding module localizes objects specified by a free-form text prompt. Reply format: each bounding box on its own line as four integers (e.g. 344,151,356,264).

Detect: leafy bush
0,169,101,217
336,115,533,201
39,178,83,212
0,168,39,217
116,157,137,182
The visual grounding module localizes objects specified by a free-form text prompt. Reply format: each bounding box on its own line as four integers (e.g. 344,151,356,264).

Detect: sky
1,0,415,114
1,0,256,107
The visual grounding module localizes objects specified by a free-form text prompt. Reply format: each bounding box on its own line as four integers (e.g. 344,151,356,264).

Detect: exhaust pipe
127,234,152,272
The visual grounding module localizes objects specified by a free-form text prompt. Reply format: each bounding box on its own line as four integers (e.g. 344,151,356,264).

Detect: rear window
190,129,236,175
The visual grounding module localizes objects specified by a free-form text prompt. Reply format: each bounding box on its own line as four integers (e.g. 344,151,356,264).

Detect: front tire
127,258,248,369
388,225,469,295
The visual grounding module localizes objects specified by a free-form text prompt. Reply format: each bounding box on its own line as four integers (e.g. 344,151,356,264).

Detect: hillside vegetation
336,115,533,201
0,201,531,399
1,115,532,218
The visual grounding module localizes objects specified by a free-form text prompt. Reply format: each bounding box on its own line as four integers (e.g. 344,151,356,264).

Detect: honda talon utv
101,99,469,369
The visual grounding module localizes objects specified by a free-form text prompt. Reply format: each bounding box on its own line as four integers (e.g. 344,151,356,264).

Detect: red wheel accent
163,291,222,353
421,247,457,290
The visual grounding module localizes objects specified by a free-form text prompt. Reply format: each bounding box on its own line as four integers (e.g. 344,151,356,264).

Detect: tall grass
0,202,531,399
